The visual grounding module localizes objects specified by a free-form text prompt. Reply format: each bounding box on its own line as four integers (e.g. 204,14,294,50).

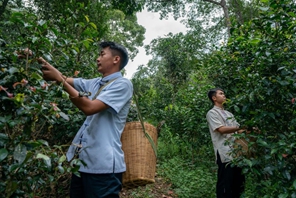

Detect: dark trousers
216,152,245,198
70,172,122,198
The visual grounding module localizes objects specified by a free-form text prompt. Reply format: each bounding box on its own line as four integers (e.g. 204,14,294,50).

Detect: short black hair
99,41,129,70
207,88,224,104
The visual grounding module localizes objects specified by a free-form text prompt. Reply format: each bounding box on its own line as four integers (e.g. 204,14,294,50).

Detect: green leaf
59,112,70,121
13,144,27,164
62,90,69,99
257,139,268,147
259,7,269,11
5,181,18,198
84,15,90,23
9,164,20,173
37,139,49,147
8,67,19,74
86,38,94,42
72,47,80,53
278,153,283,160
234,105,240,113
58,154,66,164
50,27,59,36
0,148,8,162
0,132,8,140
37,20,47,26
36,153,51,168
22,151,34,164
245,159,252,167
43,53,52,61
83,40,90,49
57,165,65,174
236,36,245,41
268,113,275,119
31,72,43,80
263,166,273,175
288,12,296,17
32,37,38,43
293,179,296,189
89,22,97,30
249,38,261,45
0,117,5,123
48,174,54,182
279,194,289,198
278,67,286,71
271,148,277,155
282,170,291,180
27,140,43,148
265,51,271,57
0,133,8,146
279,80,289,86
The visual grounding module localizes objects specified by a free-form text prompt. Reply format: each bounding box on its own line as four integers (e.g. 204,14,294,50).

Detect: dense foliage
207,0,296,196
0,0,145,197
132,0,296,197
1,0,296,197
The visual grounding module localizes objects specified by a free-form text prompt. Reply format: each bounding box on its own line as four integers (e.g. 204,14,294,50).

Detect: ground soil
120,175,178,198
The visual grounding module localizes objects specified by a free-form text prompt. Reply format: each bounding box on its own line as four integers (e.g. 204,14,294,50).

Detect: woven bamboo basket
121,121,158,189
234,136,256,158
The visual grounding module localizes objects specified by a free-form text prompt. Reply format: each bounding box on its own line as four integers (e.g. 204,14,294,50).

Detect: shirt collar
101,72,122,82
213,105,224,110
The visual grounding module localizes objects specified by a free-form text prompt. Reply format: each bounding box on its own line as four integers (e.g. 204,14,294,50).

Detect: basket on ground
121,121,158,189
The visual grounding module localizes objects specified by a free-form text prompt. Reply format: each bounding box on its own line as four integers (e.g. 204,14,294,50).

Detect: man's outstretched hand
238,126,261,134
16,49,64,83
37,57,63,82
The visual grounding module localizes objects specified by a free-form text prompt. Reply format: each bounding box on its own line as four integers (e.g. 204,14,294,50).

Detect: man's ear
113,55,120,65
212,95,217,102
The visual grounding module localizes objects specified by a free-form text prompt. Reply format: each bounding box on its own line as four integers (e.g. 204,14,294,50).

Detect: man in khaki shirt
206,88,245,198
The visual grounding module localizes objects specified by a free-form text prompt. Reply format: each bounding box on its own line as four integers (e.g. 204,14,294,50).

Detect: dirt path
120,175,178,198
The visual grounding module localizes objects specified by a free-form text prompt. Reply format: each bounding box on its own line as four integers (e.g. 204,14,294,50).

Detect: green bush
158,156,216,198
207,0,296,197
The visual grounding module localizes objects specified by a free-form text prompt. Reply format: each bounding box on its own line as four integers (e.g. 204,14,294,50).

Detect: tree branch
202,0,220,6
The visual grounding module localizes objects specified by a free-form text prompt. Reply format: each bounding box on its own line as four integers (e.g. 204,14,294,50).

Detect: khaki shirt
206,106,239,163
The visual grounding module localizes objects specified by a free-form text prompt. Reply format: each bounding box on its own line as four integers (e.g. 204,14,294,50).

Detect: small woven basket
121,121,158,189
234,136,256,158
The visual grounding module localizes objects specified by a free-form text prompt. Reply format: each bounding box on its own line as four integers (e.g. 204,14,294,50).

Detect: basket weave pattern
121,121,158,189
234,137,256,158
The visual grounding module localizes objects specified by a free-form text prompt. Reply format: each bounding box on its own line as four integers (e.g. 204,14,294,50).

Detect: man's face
96,47,115,74
213,90,226,104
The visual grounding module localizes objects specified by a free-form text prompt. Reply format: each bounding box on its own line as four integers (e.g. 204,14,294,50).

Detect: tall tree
146,0,260,42
0,0,9,19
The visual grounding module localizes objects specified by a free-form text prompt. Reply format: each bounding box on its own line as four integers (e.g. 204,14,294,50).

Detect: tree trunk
231,0,244,25
202,0,231,37
0,0,9,20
